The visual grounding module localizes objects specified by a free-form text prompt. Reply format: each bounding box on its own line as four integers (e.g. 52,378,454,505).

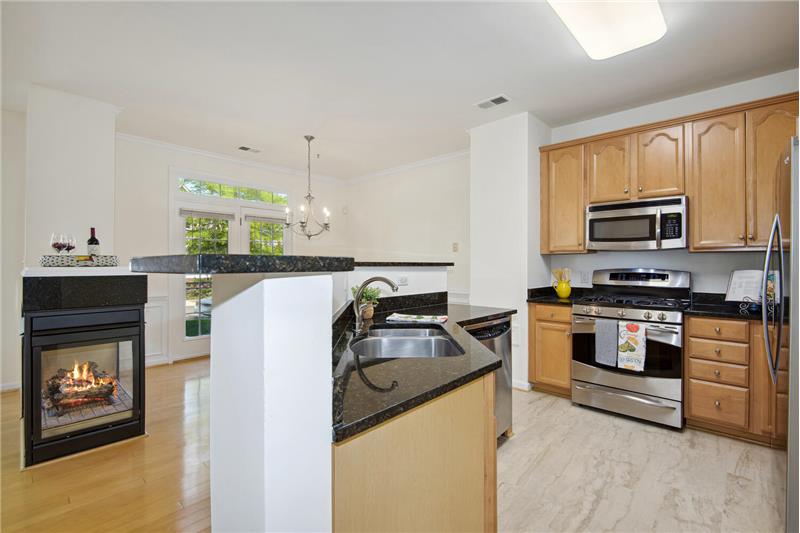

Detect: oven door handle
572,317,596,325
644,324,682,348
574,384,677,410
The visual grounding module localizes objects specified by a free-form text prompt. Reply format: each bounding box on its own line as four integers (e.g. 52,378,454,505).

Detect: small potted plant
352,286,382,320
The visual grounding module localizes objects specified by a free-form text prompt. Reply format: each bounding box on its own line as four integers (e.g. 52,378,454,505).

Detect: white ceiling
3,2,797,178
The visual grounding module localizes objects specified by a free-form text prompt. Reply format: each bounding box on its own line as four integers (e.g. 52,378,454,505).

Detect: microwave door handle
655,208,662,249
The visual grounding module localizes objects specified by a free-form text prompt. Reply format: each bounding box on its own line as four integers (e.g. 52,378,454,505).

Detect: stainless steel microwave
586,196,687,251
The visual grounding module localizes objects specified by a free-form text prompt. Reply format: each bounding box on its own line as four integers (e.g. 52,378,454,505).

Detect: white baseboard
512,379,532,391
1,382,20,392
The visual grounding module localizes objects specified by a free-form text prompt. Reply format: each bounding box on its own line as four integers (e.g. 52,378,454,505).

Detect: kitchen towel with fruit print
617,321,646,372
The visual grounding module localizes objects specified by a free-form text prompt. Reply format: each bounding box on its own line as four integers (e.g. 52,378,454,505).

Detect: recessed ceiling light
547,0,667,60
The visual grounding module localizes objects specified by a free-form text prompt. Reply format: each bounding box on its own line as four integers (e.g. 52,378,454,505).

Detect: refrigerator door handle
762,213,781,385
776,214,784,379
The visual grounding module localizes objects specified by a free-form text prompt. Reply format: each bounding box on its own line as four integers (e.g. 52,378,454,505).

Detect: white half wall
470,112,551,389
1,109,26,390
546,68,800,294
25,87,119,263
345,152,469,296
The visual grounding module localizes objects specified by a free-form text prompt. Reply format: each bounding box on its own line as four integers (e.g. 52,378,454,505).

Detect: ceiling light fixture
284,135,330,240
547,0,667,60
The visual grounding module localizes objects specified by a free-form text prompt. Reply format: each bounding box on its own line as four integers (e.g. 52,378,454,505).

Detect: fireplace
22,275,147,466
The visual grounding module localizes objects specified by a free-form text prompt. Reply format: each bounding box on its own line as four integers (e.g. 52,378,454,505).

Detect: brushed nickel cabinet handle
638,186,643,192
715,400,721,408
714,327,721,334
739,234,745,240
714,348,721,354
714,369,721,377
748,234,754,240
623,187,629,193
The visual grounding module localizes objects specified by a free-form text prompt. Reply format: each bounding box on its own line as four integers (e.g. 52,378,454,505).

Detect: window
178,177,288,206
248,217,285,256
183,214,231,338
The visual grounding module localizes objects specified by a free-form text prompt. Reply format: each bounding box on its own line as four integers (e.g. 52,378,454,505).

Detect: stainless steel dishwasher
463,317,512,438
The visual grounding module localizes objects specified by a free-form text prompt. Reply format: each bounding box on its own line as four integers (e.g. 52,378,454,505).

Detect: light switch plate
452,242,459,252
580,270,591,285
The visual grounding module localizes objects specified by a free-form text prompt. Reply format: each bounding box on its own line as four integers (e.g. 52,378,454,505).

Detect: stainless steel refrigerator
766,136,798,532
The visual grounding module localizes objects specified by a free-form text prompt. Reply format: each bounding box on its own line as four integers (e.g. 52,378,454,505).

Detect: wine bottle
87,227,101,256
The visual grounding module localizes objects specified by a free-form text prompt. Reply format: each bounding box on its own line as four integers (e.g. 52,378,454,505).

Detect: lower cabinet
528,303,572,396
332,373,497,532
685,316,789,448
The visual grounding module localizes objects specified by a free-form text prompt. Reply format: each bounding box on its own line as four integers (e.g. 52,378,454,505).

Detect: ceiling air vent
238,146,261,154
475,94,511,110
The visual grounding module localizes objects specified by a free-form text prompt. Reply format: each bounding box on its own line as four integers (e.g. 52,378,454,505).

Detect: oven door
586,196,686,251
571,315,682,380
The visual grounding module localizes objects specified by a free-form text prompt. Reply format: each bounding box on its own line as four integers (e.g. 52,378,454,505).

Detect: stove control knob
617,309,625,317
593,308,601,315
643,311,652,320
583,306,591,314
657,312,667,321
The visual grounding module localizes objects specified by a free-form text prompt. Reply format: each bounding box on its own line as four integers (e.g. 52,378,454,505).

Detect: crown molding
115,132,343,184
349,149,470,183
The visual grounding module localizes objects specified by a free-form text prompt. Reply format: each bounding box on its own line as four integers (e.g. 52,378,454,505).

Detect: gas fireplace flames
42,360,119,415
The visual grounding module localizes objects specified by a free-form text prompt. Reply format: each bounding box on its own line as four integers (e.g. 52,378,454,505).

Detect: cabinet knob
714,348,721,354
550,313,554,318
638,186,643,192
714,369,721,377
623,187,629,193
738,234,745,240
785,156,791,166
714,327,721,334
714,400,721,408
748,234,754,240
566,332,572,337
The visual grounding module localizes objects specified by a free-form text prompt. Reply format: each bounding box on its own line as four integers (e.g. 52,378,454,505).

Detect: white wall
25,87,119,263
547,68,800,294
345,153,469,299
470,112,551,389
1,109,27,389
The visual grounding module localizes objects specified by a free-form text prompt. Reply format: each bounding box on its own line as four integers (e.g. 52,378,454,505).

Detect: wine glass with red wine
50,233,65,254
64,235,76,254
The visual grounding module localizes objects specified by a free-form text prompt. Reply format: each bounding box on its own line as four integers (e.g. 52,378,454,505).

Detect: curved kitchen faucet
352,276,399,333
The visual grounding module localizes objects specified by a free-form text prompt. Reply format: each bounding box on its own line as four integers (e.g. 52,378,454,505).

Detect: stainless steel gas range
570,268,690,428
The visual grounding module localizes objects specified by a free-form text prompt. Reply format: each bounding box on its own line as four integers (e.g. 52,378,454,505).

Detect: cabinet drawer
688,358,748,387
534,304,572,323
687,317,748,342
688,337,749,365
688,379,749,429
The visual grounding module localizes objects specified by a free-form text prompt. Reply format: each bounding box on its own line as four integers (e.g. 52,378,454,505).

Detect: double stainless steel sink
350,325,464,359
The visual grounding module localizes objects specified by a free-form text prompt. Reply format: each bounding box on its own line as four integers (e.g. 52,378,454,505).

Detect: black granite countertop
130,254,354,274
332,299,516,442
353,261,455,267
526,286,591,306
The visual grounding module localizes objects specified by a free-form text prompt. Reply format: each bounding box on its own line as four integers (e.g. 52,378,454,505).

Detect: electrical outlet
452,242,459,252
580,271,591,285
398,276,409,286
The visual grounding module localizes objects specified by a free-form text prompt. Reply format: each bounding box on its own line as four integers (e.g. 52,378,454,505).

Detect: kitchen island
130,254,506,532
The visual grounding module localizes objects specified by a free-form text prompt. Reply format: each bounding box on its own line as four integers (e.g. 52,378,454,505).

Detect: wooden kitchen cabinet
750,324,790,444
333,374,496,532
688,112,747,250
634,124,685,198
528,303,572,396
540,145,585,254
746,100,798,248
586,134,632,203
685,316,789,448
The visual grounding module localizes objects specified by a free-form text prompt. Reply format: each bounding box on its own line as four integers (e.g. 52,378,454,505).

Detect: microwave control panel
661,213,682,239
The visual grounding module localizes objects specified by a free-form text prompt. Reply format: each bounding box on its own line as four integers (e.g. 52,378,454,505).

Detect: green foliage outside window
178,178,288,205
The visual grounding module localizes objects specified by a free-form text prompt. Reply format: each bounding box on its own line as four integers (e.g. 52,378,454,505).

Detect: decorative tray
40,255,119,267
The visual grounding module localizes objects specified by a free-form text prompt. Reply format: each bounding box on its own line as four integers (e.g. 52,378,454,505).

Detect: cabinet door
533,320,572,390
546,145,585,253
750,325,790,438
586,135,631,203
746,100,798,247
688,112,747,250
634,124,685,198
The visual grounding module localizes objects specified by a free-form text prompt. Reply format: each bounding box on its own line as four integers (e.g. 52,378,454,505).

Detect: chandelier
284,135,331,240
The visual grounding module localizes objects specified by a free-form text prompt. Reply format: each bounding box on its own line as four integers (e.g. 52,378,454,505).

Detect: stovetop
575,294,690,311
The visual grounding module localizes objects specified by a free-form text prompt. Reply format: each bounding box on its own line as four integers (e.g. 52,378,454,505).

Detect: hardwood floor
1,358,210,533
2,358,787,532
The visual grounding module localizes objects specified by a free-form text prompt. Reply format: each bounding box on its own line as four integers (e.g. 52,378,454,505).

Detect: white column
210,273,333,532
25,86,119,263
